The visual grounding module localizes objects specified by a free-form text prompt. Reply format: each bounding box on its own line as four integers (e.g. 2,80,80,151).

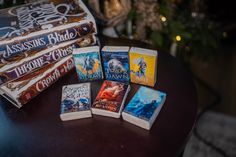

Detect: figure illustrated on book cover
93,80,129,112
102,51,129,82
73,52,103,81
124,87,166,121
131,57,147,81
61,83,90,114
130,53,156,86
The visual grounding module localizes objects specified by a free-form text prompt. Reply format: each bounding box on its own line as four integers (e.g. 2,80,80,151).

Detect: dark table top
0,36,197,157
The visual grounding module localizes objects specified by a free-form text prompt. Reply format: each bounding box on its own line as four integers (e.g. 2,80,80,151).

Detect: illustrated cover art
92,80,129,113
61,83,91,114
129,47,157,87
73,46,103,81
101,46,129,82
123,86,166,121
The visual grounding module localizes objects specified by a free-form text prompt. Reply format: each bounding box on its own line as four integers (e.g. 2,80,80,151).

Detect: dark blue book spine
0,22,95,60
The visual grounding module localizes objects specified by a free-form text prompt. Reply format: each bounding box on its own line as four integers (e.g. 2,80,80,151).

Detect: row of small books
60,80,166,130
73,45,158,87
0,0,98,108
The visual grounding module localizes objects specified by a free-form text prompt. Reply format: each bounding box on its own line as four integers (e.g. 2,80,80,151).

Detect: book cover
73,46,103,81
101,46,130,82
129,47,158,87
0,34,96,85
0,56,74,108
91,80,130,118
60,83,92,121
122,86,166,130
0,0,97,60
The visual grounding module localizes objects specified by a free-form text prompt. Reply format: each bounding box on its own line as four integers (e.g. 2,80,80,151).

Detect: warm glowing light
160,16,167,22
176,35,181,41
223,32,227,38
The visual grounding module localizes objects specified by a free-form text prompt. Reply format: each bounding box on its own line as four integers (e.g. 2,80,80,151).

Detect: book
0,34,96,85
122,86,166,130
91,80,130,118
101,46,130,82
129,47,158,87
0,55,74,108
0,0,97,61
60,83,92,121
73,46,103,82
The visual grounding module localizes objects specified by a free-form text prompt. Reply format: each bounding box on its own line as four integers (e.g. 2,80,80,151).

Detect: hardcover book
0,34,96,85
91,80,130,118
122,86,166,130
73,46,103,82
60,83,92,121
0,0,97,61
0,56,74,108
101,46,130,82
129,47,158,87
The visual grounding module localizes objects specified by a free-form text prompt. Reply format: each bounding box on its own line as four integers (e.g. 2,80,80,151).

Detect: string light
223,32,227,38
175,35,181,41
160,15,167,22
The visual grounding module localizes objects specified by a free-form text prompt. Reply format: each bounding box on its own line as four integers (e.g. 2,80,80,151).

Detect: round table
0,36,197,157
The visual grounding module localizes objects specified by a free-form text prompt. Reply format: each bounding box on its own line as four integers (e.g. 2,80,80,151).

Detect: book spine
0,34,96,85
18,57,74,105
0,22,95,60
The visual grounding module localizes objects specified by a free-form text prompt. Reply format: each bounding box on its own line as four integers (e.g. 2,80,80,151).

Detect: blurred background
1,0,235,157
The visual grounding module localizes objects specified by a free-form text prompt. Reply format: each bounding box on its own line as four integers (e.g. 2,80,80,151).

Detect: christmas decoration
86,0,225,63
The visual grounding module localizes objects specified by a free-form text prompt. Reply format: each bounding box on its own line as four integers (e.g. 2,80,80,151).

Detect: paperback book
101,46,130,82
91,80,130,118
0,56,74,108
129,47,158,87
0,35,96,85
60,83,92,121
73,46,103,82
122,86,166,130
0,0,97,61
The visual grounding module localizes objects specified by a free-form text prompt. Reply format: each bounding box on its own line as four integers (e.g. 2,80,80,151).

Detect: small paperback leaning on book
91,80,130,118
101,46,130,82
73,46,103,82
122,86,166,130
0,35,96,85
129,47,158,87
60,83,92,121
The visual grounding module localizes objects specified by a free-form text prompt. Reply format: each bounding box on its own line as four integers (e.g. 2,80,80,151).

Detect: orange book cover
92,80,130,114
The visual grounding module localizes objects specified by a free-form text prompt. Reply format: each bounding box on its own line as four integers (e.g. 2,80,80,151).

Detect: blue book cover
101,46,130,82
60,83,91,121
73,46,103,81
123,86,166,122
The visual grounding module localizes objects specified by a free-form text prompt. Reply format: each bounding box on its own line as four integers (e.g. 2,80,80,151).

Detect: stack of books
0,0,97,108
